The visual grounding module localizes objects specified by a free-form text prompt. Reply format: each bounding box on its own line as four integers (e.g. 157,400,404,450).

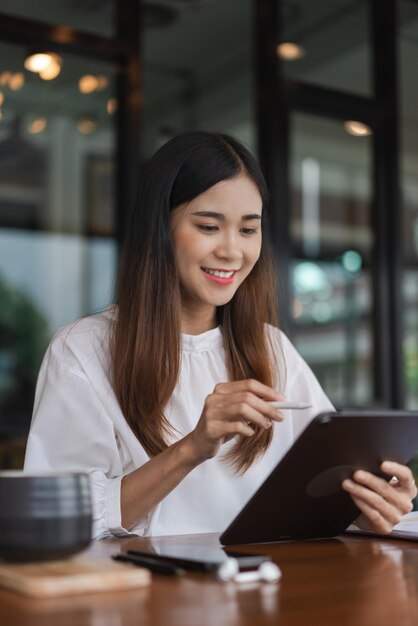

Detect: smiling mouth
201,268,237,278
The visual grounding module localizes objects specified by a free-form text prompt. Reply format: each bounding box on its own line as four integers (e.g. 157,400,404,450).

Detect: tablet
220,410,418,545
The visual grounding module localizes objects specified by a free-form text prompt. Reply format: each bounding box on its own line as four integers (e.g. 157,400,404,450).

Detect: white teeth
204,269,234,278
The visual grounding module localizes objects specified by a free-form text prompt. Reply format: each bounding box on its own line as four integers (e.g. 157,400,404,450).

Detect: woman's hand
186,379,284,465
342,461,417,534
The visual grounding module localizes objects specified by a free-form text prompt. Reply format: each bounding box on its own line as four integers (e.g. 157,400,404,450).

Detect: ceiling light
24,52,61,73
343,120,372,137
341,250,362,274
28,118,47,134
39,59,61,80
79,75,99,94
9,73,25,91
77,118,97,134
277,42,305,60
24,53,51,72
96,75,109,91
0,71,11,86
107,98,117,114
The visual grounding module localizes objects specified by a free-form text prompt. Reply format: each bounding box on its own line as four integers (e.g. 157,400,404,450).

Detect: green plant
0,274,49,405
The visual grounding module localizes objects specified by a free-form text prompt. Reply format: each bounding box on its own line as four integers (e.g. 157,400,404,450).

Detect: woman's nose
214,232,242,261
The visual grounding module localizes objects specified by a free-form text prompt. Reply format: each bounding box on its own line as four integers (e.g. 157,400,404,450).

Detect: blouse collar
181,326,223,353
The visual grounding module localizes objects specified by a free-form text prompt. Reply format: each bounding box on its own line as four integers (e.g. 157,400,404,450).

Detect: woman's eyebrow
242,213,262,221
191,211,261,221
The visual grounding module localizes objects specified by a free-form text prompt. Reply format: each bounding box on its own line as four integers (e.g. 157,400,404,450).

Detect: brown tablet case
221,411,418,545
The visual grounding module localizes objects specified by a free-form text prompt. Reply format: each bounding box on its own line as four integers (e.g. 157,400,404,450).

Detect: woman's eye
240,228,258,235
197,224,218,233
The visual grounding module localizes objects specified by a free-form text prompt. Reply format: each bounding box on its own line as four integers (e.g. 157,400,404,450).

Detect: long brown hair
112,131,281,473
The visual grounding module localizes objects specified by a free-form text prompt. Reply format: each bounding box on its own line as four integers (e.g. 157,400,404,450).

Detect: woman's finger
221,420,255,439
381,461,418,496
214,379,283,401
198,408,256,442
343,478,404,527
353,470,412,515
212,391,284,423
350,470,414,514
221,401,275,430
342,476,412,522
203,398,272,430
351,497,395,535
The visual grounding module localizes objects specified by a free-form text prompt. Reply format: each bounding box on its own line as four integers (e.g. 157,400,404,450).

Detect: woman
24,131,416,539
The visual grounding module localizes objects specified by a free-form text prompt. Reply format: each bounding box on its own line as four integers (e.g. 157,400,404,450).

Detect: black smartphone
126,548,270,573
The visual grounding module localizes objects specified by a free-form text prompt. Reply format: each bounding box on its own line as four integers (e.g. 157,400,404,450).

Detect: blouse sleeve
271,329,335,439
24,344,138,540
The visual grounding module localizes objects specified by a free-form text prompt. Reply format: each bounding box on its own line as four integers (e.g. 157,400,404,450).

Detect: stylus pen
112,553,185,576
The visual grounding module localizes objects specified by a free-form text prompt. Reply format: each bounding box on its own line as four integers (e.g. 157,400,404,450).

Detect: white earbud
217,557,240,581
217,558,281,583
257,561,282,582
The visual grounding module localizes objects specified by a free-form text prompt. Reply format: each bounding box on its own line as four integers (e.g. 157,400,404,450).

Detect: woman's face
171,174,263,333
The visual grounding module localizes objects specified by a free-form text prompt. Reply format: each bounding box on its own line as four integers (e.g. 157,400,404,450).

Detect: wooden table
1,532,418,626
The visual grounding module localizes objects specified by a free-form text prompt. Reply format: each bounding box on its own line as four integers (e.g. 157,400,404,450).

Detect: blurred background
0,0,417,476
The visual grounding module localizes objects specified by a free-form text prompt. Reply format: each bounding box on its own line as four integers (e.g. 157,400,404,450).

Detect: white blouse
24,309,333,539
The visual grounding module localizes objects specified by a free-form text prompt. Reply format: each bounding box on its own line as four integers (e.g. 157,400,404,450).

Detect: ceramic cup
0,471,92,562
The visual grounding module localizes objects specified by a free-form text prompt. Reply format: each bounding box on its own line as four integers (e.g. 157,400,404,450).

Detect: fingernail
265,420,272,429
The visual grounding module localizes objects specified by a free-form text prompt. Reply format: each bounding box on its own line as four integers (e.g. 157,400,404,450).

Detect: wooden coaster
0,555,151,597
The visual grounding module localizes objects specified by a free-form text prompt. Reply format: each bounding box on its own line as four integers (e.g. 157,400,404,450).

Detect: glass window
142,0,255,156
0,42,117,438
404,270,418,409
0,0,115,37
400,0,418,410
290,113,373,407
280,0,371,97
